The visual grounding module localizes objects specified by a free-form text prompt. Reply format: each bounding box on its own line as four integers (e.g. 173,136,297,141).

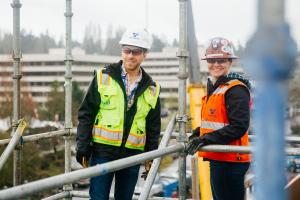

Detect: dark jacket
76,60,161,159
200,72,251,145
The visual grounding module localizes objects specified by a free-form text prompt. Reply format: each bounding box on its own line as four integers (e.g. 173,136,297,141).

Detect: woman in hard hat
186,37,251,200
76,28,161,200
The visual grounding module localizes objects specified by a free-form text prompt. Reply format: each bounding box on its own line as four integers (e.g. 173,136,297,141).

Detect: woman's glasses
206,58,229,64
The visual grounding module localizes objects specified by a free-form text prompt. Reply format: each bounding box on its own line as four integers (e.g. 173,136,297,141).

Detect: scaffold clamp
176,114,191,123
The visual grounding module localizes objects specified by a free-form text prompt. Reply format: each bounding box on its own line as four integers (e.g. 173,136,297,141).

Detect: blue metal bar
245,0,297,200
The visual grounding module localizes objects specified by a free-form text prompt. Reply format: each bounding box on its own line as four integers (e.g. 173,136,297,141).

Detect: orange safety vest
199,79,251,162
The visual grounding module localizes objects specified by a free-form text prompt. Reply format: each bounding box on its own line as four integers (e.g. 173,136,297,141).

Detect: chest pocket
99,85,117,110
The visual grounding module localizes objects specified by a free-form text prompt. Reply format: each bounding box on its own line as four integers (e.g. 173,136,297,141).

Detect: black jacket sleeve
76,72,100,153
201,85,250,145
144,98,161,152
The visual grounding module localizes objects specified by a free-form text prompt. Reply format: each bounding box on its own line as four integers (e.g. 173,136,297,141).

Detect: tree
151,34,166,52
103,26,125,56
44,81,65,121
172,38,179,47
0,32,13,54
72,81,84,124
82,24,103,54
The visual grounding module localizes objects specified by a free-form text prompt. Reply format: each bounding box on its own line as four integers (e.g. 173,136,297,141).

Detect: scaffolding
0,0,299,199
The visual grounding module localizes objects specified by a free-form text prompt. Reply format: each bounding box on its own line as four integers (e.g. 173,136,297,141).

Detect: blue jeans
89,156,140,200
210,160,250,200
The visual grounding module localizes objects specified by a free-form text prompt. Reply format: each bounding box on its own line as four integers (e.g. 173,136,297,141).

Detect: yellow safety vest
92,69,160,151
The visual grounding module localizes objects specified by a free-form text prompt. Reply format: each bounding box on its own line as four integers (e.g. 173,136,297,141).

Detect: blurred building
0,47,245,105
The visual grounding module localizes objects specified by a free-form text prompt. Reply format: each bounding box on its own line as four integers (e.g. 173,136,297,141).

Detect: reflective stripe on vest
199,79,251,162
92,69,160,151
201,121,229,130
126,132,146,149
92,125,123,146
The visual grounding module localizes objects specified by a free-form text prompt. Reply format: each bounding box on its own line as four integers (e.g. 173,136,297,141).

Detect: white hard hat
119,28,152,50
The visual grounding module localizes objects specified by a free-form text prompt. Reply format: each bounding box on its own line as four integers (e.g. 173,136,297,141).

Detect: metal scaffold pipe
11,0,22,186
0,130,71,146
63,0,74,198
186,0,200,84
0,144,185,200
245,0,297,200
177,0,189,199
139,114,176,200
42,192,70,200
0,120,26,171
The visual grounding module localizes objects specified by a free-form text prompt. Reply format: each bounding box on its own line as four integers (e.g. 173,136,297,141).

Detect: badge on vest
209,108,216,116
103,99,110,105
149,86,156,96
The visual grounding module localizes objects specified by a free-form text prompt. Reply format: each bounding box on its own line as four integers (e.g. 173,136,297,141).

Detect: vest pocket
100,87,117,110
136,119,146,134
93,117,123,146
100,117,120,128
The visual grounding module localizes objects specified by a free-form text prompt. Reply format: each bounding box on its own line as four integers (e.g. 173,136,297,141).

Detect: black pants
210,160,250,200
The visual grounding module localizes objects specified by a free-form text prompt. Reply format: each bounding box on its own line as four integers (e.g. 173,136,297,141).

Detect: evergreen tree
103,26,124,56
172,38,179,47
72,81,84,124
44,81,65,121
151,34,166,52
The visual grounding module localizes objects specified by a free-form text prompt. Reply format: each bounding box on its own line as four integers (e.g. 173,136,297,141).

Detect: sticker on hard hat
220,39,228,45
206,53,224,58
212,38,221,48
221,45,233,54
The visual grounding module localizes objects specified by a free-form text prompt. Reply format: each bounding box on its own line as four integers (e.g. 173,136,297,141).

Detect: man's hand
76,151,91,168
186,137,206,155
141,160,153,180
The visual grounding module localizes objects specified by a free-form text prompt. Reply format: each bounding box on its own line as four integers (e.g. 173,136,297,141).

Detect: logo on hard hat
132,32,139,39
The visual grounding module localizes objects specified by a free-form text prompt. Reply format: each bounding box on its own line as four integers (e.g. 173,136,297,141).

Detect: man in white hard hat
76,28,161,200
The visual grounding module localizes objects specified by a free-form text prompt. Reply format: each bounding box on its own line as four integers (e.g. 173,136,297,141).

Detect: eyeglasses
122,47,144,56
206,58,229,64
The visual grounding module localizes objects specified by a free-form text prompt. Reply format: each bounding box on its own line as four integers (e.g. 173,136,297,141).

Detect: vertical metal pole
145,0,149,30
245,0,297,200
63,0,73,198
177,0,189,199
11,0,22,186
186,0,200,84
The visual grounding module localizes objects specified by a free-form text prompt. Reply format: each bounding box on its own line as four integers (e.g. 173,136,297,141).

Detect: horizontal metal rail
0,120,27,171
42,191,70,200
248,135,300,144
0,129,71,146
167,132,300,144
71,191,193,200
1,130,298,147
0,144,185,200
200,145,300,155
2,142,300,199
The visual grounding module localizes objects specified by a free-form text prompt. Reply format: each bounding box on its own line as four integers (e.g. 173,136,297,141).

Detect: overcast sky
0,0,299,47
